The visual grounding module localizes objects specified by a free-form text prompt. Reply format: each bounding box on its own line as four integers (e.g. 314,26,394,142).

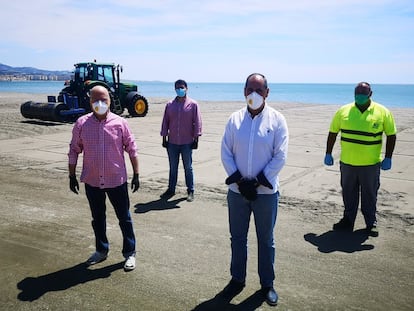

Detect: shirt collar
92,111,114,122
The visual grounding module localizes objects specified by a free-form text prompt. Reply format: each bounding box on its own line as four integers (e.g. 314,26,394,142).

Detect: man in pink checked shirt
68,85,140,271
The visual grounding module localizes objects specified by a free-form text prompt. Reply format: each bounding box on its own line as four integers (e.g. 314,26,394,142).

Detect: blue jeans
167,143,194,193
227,189,279,287
85,183,136,258
340,162,380,227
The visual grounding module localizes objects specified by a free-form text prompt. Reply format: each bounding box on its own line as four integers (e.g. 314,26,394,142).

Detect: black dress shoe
262,287,278,306
220,279,245,301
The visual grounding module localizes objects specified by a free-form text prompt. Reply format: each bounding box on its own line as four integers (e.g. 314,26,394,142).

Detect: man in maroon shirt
68,85,140,271
160,79,202,202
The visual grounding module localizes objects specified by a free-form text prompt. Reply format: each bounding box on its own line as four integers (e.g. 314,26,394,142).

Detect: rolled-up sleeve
68,121,82,165
193,104,202,138
160,102,171,137
122,120,138,158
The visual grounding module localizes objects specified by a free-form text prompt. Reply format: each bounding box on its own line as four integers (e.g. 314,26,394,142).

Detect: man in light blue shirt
221,73,289,306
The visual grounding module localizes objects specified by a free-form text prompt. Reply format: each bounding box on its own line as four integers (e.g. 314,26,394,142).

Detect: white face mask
246,91,264,110
92,100,109,115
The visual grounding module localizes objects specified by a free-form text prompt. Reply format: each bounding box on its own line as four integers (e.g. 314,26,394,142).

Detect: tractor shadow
304,229,374,253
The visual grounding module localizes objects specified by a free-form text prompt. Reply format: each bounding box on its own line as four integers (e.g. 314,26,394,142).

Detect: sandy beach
0,92,413,311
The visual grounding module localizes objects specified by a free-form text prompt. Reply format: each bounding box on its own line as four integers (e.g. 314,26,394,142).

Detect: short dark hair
355,82,372,95
175,79,187,88
245,73,268,89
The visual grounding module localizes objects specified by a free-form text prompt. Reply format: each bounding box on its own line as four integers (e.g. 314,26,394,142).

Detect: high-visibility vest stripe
341,137,382,145
341,129,383,137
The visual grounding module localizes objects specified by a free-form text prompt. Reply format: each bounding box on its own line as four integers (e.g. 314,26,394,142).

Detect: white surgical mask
246,91,264,110
92,100,108,115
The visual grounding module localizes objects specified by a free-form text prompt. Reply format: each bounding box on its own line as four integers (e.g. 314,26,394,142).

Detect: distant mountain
0,63,72,80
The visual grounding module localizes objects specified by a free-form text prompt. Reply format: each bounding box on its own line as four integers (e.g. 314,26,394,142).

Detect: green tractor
21,61,149,122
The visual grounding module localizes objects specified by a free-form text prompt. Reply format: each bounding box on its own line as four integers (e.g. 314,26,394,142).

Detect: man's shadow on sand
304,229,374,253
134,197,186,213
192,289,266,311
17,261,124,301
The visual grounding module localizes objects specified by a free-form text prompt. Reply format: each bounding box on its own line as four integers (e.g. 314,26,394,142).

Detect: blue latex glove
324,154,334,166
381,157,392,170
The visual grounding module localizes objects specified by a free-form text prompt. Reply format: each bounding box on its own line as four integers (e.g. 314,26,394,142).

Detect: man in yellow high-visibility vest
324,82,397,237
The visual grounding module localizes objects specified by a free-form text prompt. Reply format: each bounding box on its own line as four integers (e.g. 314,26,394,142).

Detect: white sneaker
86,251,107,265
124,255,136,271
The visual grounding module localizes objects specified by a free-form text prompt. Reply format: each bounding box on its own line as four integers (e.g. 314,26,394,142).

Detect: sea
0,80,413,108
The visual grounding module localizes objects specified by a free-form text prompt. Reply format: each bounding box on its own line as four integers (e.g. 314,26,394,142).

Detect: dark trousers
340,162,380,227
227,190,279,287
85,183,136,257
167,143,194,193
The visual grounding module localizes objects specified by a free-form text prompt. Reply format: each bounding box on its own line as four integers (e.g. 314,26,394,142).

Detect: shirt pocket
257,125,275,146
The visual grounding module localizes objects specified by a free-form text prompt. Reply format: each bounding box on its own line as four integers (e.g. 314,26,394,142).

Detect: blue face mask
175,88,186,97
355,94,370,106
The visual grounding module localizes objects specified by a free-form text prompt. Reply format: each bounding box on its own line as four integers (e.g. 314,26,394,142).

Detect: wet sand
0,92,413,310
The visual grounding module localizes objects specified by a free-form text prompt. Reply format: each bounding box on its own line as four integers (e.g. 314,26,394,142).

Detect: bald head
244,73,269,98
90,85,111,104
245,73,268,89
89,86,111,118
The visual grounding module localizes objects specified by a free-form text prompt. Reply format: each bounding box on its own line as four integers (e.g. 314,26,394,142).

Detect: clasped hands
225,170,273,201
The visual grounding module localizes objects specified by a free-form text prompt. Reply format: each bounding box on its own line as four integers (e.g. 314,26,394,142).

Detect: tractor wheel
128,94,149,117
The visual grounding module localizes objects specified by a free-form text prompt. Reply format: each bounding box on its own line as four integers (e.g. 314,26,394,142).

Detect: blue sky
1,0,413,83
